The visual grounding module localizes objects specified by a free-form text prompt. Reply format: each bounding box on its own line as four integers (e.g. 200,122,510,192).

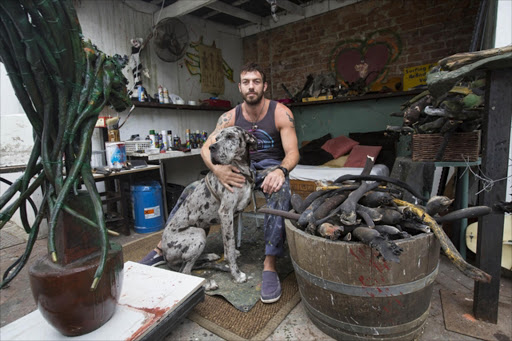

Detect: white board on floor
0,261,205,340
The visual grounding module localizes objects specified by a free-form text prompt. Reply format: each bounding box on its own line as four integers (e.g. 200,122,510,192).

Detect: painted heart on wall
330,30,402,90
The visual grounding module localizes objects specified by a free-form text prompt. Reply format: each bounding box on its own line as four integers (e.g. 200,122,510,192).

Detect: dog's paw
234,272,247,283
204,279,219,291
203,253,221,261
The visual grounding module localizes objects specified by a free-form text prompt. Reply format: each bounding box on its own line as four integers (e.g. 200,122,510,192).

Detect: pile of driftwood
387,76,485,136
260,157,492,283
387,46,512,139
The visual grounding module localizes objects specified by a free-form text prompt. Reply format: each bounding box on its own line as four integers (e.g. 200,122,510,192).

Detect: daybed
290,131,396,198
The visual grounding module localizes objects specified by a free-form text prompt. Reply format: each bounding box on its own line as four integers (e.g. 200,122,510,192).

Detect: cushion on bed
349,131,398,171
299,133,334,165
322,155,349,168
321,135,359,158
344,145,382,167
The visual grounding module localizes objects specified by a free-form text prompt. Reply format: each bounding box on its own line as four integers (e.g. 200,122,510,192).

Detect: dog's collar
205,172,221,203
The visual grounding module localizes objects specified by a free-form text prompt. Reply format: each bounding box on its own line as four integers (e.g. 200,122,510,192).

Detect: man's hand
213,165,246,192
261,169,285,194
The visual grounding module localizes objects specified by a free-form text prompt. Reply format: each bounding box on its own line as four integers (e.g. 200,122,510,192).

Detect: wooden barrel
285,220,440,341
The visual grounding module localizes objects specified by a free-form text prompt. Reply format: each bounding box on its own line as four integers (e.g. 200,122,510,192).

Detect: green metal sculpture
0,0,131,290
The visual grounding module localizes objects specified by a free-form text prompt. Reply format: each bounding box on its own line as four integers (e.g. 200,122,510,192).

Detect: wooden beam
276,0,305,16
159,0,217,18
124,0,159,14
206,1,269,26
240,0,359,38
202,10,219,20
473,68,512,323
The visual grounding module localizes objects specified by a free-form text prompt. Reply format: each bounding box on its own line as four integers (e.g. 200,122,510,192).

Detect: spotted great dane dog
161,126,257,289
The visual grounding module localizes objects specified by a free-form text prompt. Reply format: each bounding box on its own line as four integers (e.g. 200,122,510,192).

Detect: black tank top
235,100,284,162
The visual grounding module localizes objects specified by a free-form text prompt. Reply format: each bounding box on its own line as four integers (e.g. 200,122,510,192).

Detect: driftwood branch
439,45,512,71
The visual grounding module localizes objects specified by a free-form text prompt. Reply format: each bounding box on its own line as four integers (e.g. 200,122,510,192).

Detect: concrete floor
1,221,511,341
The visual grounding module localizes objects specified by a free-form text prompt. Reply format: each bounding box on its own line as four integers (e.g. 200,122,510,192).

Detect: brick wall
242,0,479,100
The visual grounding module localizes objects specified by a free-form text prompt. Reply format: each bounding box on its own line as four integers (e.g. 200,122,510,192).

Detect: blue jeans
251,159,291,257
166,159,291,257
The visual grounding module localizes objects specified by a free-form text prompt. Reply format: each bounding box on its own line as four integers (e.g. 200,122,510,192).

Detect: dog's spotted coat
161,126,257,289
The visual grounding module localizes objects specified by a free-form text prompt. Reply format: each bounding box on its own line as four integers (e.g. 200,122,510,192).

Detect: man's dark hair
240,62,266,84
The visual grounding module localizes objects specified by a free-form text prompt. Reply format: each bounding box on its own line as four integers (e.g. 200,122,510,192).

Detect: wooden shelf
132,101,231,111
287,90,423,107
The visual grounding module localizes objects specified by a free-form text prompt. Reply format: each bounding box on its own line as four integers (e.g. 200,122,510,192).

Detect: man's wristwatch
277,166,289,177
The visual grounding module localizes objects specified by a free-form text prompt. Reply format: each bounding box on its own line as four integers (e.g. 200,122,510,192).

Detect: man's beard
242,90,264,105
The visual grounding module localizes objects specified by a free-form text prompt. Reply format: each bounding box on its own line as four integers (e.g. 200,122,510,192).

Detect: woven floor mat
122,228,301,340
189,272,300,341
122,231,163,263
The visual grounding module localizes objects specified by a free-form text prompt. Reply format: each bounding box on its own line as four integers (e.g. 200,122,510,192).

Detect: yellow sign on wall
403,63,436,91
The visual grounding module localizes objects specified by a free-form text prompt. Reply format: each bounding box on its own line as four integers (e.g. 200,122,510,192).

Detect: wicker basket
412,131,481,162
290,180,316,199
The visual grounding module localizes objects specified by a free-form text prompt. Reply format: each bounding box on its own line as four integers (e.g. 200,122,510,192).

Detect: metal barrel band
302,298,430,337
292,260,439,297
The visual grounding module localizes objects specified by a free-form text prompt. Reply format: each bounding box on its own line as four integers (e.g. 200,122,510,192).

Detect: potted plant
0,0,131,335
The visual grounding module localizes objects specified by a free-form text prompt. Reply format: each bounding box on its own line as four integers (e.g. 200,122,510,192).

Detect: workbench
128,148,203,220
0,164,163,236
93,165,162,235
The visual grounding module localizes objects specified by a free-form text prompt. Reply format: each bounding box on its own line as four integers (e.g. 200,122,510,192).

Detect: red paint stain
381,260,390,270
377,288,383,293
383,306,389,313
124,305,168,341
393,297,403,306
463,313,477,322
358,247,366,257
350,248,360,261
359,275,368,286
372,262,384,273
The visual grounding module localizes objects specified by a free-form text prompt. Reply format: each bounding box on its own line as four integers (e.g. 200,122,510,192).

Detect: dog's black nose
209,144,217,152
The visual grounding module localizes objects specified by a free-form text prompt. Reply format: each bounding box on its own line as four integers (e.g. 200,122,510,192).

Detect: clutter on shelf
384,46,512,161
123,129,208,156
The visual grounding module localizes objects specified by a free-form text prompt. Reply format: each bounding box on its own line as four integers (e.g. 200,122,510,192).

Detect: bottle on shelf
167,130,173,149
159,133,165,153
149,129,156,148
163,87,170,104
161,130,168,150
185,129,191,149
138,86,146,102
158,85,164,104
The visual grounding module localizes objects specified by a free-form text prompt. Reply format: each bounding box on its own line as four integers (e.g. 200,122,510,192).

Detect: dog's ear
244,131,258,151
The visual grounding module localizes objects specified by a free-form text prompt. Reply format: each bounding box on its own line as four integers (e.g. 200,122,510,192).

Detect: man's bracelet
277,166,289,177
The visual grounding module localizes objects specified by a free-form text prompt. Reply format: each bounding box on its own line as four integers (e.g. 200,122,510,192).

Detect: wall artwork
330,30,402,93
185,37,234,95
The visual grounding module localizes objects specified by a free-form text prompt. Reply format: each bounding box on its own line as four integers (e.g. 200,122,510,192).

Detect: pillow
349,131,399,171
322,155,349,168
299,133,334,165
321,135,359,159
344,145,382,168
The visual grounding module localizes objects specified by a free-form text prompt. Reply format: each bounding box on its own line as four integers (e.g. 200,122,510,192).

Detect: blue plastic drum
131,181,164,233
